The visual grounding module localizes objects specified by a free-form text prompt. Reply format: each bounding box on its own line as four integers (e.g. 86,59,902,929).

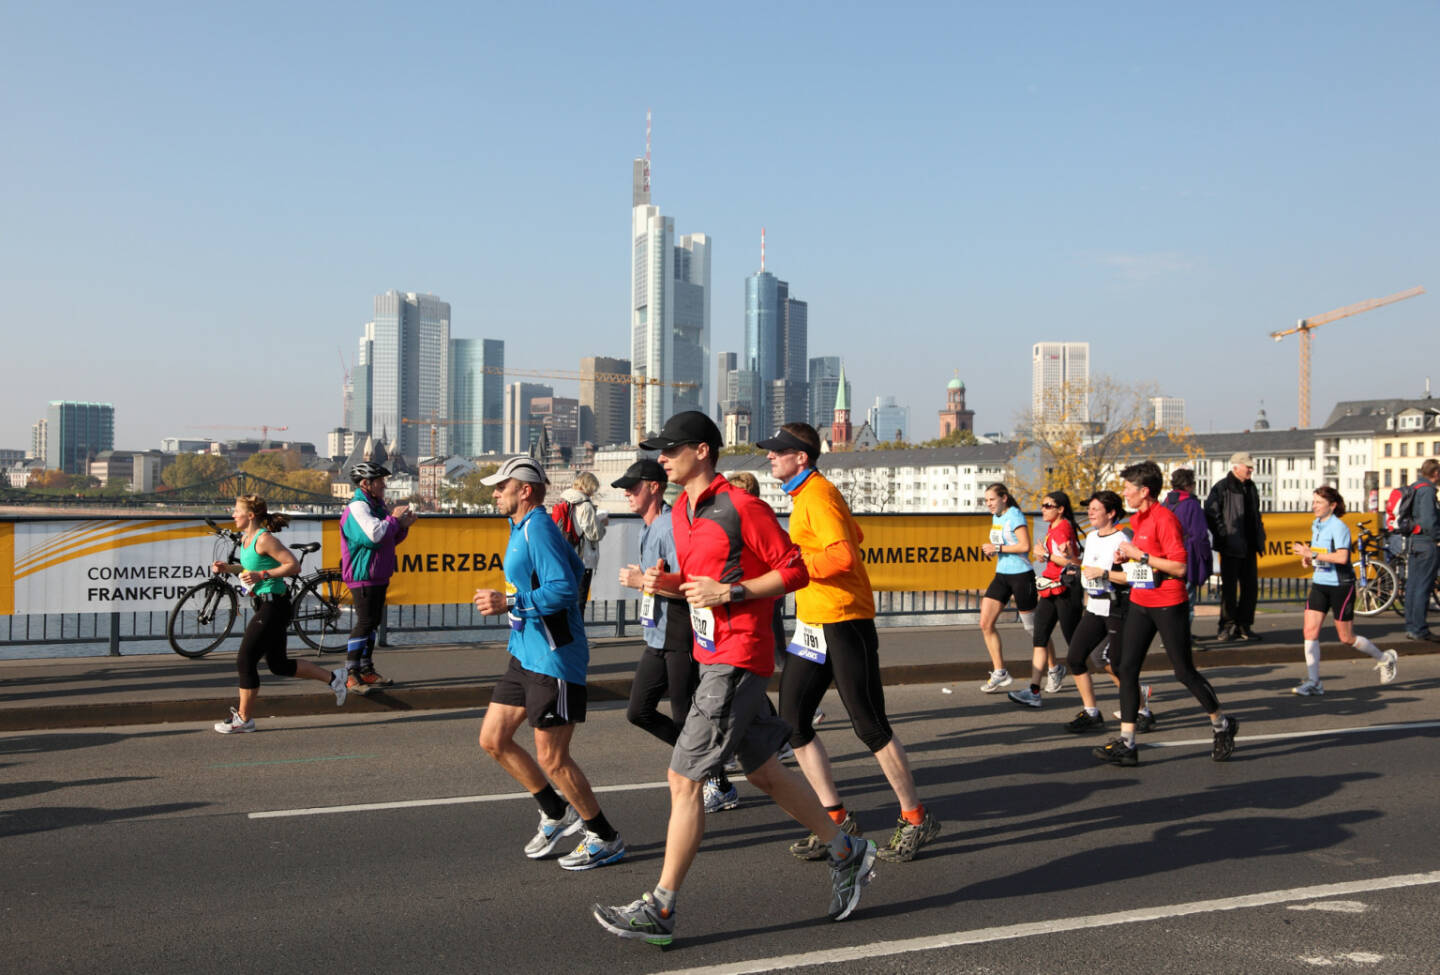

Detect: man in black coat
1204,452,1266,642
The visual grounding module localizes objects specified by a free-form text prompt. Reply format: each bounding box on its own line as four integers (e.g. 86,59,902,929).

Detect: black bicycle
165,518,354,658
1353,524,1399,616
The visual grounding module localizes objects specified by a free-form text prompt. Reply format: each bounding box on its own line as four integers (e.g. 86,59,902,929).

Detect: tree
921,428,979,448
719,443,765,457
241,449,303,480
162,453,232,489
1011,375,1203,507
443,465,499,510
27,469,78,491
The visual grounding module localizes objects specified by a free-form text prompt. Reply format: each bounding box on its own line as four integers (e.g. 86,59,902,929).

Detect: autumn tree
921,428,979,448
443,465,499,510
1011,375,1203,507
162,453,232,490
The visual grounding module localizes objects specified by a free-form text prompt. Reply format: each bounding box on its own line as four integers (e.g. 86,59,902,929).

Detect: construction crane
401,416,500,459
475,365,697,446
1270,286,1425,427
191,424,291,443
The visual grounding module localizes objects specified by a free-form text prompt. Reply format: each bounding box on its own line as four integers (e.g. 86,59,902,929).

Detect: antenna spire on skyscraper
761,226,766,272
644,109,651,195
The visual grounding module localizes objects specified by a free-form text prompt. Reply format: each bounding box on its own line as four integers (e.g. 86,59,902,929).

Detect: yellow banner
1256,512,1380,579
0,522,12,616
854,514,1000,591
321,517,510,606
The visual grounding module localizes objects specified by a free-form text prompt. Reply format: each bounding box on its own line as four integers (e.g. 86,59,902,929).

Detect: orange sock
901,805,926,826
827,806,848,825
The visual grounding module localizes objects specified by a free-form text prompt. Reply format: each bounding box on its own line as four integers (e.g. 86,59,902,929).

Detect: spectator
1204,452,1265,642
1164,468,1213,628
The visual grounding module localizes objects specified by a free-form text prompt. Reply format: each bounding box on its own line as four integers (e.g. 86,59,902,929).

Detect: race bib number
1085,575,1113,597
1123,561,1155,590
786,620,828,664
989,528,1005,546
690,605,717,652
640,591,658,628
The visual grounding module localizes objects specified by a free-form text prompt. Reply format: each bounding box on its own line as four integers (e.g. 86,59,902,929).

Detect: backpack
1392,481,1434,535
550,500,581,547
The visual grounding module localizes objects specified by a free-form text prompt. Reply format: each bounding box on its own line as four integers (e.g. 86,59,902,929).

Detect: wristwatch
729,584,745,603
1140,553,1150,566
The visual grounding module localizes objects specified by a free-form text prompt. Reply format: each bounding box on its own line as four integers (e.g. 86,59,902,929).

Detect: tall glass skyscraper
449,338,505,457
365,291,451,457
45,401,114,474
746,267,808,430
809,357,849,431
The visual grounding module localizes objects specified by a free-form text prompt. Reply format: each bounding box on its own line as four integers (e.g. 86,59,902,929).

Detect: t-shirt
1125,503,1187,608
1036,518,1078,597
1310,515,1355,586
991,505,1030,575
1080,528,1130,617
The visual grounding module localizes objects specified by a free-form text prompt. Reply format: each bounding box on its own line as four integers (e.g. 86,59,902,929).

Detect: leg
1218,554,1239,633
779,651,838,805
1238,554,1259,630
978,596,1009,673
1405,543,1438,636
747,756,839,840
233,610,267,719
627,647,681,746
1154,603,1221,718
479,701,548,792
533,722,601,819
826,620,914,808
657,769,706,892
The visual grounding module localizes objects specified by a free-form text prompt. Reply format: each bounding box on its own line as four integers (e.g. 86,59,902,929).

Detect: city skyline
4,4,1437,452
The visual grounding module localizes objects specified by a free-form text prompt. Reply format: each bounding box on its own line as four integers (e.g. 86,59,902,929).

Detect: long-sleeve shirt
503,507,589,683
340,488,410,588
785,469,874,623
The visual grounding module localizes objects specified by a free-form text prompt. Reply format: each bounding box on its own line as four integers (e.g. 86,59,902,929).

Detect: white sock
1019,611,1036,637
1304,639,1321,682
1351,635,1385,661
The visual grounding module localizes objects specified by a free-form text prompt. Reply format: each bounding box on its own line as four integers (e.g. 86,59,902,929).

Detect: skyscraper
808,357,849,431
744,232,807,431
450,338,505,457
715,351,737,422
580,356,631,447
349,322,374,434
868,396,910,443
1032,341,1090,422
505,382,554,454
1150,396,1186,431
365,291,452,457
45,401,114,474
630,121,710,436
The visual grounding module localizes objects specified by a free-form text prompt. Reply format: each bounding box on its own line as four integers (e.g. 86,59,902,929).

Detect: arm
1418,485,1440,540
240,532,299,585
347,499,395,545
799,491,862,580
511,524,579,618
573,499,602,542
1203,485,1223,540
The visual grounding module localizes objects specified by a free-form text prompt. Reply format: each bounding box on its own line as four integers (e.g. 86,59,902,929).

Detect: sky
4,1,1438,454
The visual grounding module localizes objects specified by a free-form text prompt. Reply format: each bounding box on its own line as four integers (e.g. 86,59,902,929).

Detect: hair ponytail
237,494,290,532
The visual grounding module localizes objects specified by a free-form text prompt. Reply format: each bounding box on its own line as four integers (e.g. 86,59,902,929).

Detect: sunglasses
1040,502,1058,509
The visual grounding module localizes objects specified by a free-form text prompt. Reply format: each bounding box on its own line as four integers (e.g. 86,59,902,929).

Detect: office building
743,238,808,431
45,401,114,474
868,396,910,443
715,352,738,422
349,322,374,434
361,291,451,457
505,382,554,454
1032,342,1090,422
1150,396,1186,431
29,418,47,461
450,338,505,457
531,396,580,458
580,355,631,447
808,357,849,431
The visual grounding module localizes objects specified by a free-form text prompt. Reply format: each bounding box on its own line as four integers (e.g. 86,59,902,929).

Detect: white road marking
1288,900,1368,913
650,871,1440,975
1146,719,1440,749
247,779,668,819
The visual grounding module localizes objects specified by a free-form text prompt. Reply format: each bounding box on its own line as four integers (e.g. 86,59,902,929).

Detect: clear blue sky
4,1,1437,453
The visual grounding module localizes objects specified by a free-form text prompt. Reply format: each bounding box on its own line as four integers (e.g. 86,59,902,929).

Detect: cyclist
977,483,1035,692
340,462,416,695
1009,490,1082,708
1289,486,1398,695
211,495,347,734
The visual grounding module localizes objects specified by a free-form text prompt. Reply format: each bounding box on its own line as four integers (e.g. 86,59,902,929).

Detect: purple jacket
1163,489,1212,587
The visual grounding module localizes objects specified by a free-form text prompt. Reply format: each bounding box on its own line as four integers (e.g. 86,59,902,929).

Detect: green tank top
240,529,287,595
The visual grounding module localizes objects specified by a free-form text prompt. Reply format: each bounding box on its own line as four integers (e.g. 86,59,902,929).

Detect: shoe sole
705,798,741,813
560,846,626,871
830,841,878,921
1065,721,1105,733
1292,688,1324,696
1007,696,1042,708
524,817,584,859
876,820,941,863
1212,718,1240,762
1093,751,1138,767
592,908,672,946
980,681,1013,693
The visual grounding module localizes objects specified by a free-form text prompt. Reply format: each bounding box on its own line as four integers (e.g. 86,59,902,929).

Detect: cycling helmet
350,462,392,484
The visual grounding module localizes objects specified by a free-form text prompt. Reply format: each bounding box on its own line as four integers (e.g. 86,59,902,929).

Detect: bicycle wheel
1354,561,1397,617
167,580,240,657
291,571,354,652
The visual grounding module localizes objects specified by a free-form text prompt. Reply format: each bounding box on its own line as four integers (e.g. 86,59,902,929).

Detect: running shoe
1092,738,1138,766
1007,688,1043,709
979,670,1013,693
559,830,626,871
723,756,741,773
827,837,878,921
1065,709,1105,733
345,672,370,696
1211,715,1240,762
1111,708,1157,732
330,668,348,706
359,666,393,687
213,708,255,734
523,806,582,859
702,777,740,813
1375,650,1398,685
876,813,941,863
790,814,861,861
593,893,674,946
1043,665,1067,694
1292,679,1325,696
778,743,796,762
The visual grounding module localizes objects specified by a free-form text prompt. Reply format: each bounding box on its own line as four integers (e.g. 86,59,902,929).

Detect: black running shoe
1092,738,1138,766
1135,710,1158,733
1064,709,1105,733
1211,715,1239,762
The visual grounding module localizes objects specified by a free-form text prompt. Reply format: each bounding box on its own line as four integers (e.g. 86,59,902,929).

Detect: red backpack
551,500,581,547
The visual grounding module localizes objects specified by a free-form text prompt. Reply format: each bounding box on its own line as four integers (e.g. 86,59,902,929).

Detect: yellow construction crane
476,365,697,446
1271,286,1425,427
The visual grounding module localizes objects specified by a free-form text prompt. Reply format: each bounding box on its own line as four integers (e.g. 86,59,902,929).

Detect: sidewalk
1,610,1434,731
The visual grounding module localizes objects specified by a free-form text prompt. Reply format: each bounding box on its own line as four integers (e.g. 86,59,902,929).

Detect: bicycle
1353,524,1399,616
166,518,354,658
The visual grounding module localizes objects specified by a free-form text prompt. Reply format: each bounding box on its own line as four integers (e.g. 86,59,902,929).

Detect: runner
1008,490,1082,708
593,411,878,947
977,483,1035,692
611,460,735,812
1289,486,1398,695
211,495,347,733
472,456,625,871
762,422,940,863
1094,462,1237,767
339,461,416,695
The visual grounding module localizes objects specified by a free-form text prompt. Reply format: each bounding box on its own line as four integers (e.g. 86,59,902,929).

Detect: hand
238,570,261,586
392,504,411,521
680,575,729,608
982,542,998,558
1291,542,1311,558
211,561,227,576
640,558,668,593
473,589,507,615
619,564,644,589
1082,565,1106,581
401,509,419,527
1116,541,1143,562
1031,542,1047,560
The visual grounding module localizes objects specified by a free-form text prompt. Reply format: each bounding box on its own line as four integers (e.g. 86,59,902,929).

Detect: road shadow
0,729,193,755
0,801,213,837
0,775,157,802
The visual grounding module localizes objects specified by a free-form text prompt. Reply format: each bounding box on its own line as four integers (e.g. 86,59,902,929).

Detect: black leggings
236,596,296,690
779,618,893,753
627,646,698,746
347,584,388,667
1065,610,1123,675
1116,602,1220,722
1033,586,1082,649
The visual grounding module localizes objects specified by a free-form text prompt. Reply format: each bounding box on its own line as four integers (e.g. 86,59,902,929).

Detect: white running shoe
330,668,348,706
1375,649,1398,684
213,708,255,734
1292,679,1325,696
1007,688,1043,708
703,777,740,813
558,830,626,871
523,806,583,859
1043,665,1067,694
980,670,1013,693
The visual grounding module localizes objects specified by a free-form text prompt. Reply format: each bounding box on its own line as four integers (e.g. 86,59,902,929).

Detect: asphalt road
4,653,1440,975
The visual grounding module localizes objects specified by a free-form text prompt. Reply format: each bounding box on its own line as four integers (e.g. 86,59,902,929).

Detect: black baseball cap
756,427,816,455
640,410,723,452
611,459,668,489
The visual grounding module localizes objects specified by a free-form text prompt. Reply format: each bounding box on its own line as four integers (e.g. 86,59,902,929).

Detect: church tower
938,372,975,436
830,364,853,448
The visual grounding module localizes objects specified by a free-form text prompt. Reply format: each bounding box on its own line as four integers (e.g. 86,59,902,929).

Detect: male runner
472,456,625,870
761,422,940,862
593,411,878,946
